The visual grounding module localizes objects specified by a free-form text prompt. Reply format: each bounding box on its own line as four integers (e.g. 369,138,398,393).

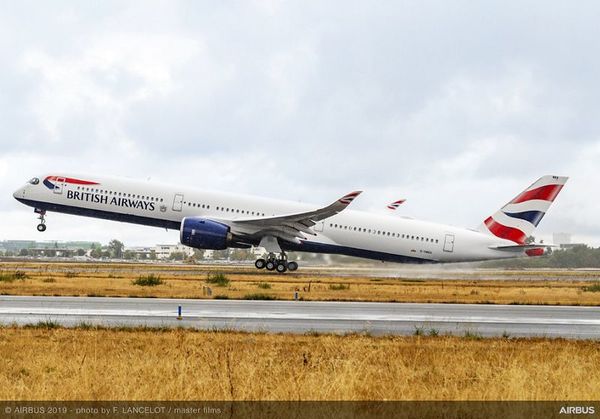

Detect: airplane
13,174,567,273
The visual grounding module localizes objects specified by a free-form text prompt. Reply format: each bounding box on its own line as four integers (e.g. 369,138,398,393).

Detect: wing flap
229,190,362,242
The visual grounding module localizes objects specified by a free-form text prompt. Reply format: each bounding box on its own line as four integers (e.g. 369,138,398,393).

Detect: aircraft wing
226,191,362,244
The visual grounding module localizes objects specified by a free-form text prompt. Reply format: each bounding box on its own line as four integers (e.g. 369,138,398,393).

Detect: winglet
338,191,362,205
387,199,406,210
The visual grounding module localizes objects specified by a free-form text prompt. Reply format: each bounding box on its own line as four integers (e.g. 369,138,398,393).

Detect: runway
1,296,599,339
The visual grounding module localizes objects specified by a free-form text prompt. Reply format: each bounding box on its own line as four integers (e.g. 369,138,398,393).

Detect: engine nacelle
180,217,231,250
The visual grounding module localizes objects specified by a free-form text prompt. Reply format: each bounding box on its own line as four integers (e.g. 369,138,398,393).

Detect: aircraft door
53,177,65,194
172,194,184,212
443,234,455,252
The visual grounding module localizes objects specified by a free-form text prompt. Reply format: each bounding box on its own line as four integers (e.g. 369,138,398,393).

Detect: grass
132,274,164,286
23,320,61,329
257,282,271,289
0,326,598,400
206,272,230,287
0,271,27,282
582,282,600,292
329,283,350,291
243,293,277,300
64,271,78,278
1,261,600,305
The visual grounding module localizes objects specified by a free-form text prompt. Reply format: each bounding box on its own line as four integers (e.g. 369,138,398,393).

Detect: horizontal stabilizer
489,243,552,252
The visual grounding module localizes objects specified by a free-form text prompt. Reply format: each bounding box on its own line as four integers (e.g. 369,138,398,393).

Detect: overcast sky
1,1,599,247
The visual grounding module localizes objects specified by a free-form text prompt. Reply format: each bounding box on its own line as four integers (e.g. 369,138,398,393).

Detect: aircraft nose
13,187,24,199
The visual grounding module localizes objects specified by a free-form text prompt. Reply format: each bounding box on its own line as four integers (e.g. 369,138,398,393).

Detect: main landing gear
255,252,299,273
35,209,47,232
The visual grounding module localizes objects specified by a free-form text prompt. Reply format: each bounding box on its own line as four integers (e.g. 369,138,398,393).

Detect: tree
192,249,204,261
90,248,102,259
76,248,86,257
108,240,124,259
169,251,185,261
19,248,29,256
123,250,135,260
149,250,157,260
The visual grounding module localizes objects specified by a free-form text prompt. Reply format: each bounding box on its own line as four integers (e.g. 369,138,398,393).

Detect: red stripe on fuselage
46,176,100,186
511,184,563,204
484,216,526,244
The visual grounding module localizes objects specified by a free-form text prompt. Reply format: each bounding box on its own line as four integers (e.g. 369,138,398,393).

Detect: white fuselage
13,174,522,263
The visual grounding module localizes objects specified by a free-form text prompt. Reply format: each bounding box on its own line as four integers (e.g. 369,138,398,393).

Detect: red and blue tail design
478,175,568,244
387,199,406,210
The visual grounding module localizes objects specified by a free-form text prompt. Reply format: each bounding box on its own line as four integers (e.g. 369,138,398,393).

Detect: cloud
1,1,599,246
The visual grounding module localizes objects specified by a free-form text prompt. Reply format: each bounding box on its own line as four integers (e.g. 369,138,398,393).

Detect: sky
1,1,599,247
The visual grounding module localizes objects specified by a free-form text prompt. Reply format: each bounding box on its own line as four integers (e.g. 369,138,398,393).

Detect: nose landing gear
35,209,47,232
254,251,299,273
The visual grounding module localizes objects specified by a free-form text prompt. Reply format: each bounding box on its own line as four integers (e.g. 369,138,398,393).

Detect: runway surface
1,296,599,339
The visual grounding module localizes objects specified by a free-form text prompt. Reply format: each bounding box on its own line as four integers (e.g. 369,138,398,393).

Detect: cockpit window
28,178,40,185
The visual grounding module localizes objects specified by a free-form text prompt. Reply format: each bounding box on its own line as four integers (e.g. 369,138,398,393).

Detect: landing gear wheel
37,224,46,232
255,259,266,269
276,262,287,273
287,261,298,271
265,261,276,271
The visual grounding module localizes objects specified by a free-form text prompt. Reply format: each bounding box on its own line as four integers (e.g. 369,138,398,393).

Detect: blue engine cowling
180,217,231,250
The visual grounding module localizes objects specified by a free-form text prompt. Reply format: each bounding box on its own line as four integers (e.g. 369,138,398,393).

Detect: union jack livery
478,175,568,244
43,176,99,191
387,199,406,210
338,191,362,205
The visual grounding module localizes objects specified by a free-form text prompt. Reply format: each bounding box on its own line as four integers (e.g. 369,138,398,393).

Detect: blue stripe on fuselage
282,241,434,264
43,179,55,190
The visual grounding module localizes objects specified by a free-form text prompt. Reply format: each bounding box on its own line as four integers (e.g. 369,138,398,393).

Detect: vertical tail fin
478,175,568,244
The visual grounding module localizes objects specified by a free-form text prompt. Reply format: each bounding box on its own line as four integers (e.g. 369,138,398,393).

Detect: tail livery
387,199,406,210
478,175,568,244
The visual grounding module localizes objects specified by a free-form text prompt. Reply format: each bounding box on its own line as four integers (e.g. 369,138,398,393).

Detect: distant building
553,233,572,246
154,244,195,259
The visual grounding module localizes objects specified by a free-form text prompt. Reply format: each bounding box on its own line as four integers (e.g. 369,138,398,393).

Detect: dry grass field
1,261,599,305
0,326,598,400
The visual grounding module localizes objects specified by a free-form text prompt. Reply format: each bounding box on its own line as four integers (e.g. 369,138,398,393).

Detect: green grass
582,282,600,292
464,330,483,340
257,282,272,289
329,284,350,291
243,293,278,301
206,272,230,287
24,320,61,329
0,271,27,282
132,274,164,286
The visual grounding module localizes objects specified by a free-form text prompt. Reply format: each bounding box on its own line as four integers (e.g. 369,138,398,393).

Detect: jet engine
180,217,231,250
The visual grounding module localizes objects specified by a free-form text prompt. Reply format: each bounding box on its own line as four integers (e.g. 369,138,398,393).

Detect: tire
276,263,287,273
266,261,276,271
287,261,298,271
255,259,266,269
37,224,46,232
